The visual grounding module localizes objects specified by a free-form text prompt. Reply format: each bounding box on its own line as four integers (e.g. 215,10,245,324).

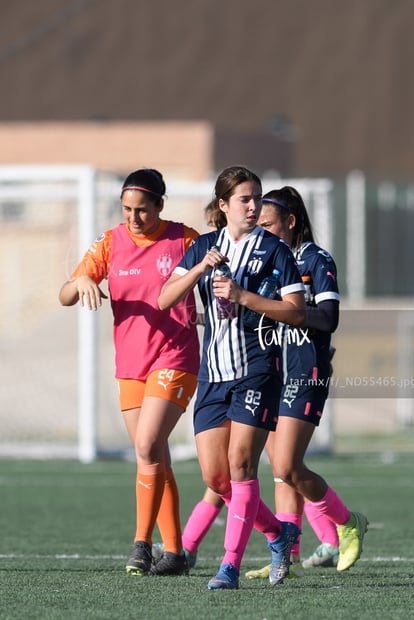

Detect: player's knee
135,438,163,463
273,465,296,486
203,474,230,497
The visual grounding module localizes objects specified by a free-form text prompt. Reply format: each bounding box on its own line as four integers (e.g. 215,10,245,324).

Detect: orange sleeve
70,230,112,284
183,225,199,252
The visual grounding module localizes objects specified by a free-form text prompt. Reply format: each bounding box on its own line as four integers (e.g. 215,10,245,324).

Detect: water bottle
214,262,236,320
244,269,281,330
302,274,314,304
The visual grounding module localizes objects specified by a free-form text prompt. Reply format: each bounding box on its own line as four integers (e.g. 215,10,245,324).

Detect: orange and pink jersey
71,220,200,380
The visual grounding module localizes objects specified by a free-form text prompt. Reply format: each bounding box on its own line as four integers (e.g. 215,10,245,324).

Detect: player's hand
199,246,229,273
213,275,241,303
75,275,108,310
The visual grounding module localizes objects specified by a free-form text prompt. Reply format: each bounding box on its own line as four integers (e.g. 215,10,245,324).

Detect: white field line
0,553,413,563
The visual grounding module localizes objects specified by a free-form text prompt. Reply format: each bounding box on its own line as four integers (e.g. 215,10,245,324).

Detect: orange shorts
117,368,198,412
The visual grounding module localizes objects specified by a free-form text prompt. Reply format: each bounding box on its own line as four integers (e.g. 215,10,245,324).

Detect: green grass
0,453,413,619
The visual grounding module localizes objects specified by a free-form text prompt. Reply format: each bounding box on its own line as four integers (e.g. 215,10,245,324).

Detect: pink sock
221,489,281,543
182,500,223,554
276,512,302,556
306,486,350,526
304,501,339,547
222,479,260,570
253,499,282,542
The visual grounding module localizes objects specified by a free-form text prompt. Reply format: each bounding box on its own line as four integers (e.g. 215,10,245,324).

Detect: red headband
122,185,163,198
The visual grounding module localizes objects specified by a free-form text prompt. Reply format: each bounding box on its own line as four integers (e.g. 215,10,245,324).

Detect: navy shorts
278,381,328,426
193,374,281,435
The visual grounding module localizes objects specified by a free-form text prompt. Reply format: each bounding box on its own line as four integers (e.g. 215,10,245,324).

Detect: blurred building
0,121,294,179
0,0,413,180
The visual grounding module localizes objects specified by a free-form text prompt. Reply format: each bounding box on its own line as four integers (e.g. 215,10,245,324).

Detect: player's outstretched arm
59,275,107,310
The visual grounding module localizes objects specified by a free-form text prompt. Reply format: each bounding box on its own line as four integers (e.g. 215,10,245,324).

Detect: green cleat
337,512,368,572
302,543,339,569
245,555,303,580
245,563,271,580
288,558,304,579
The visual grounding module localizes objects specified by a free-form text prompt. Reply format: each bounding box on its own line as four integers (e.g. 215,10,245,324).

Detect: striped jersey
174,226,304,383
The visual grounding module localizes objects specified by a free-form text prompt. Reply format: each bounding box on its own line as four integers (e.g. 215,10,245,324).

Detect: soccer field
0,453,413,620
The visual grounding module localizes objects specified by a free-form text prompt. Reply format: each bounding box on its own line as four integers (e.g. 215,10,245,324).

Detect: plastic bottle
214,262,236,320
244,269,281,330
302,274,314,304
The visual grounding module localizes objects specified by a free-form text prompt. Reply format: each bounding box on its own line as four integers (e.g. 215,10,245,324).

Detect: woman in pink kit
59,168,200,577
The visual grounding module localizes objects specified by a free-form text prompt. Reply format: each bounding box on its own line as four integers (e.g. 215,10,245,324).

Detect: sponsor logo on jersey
118,268,141,276
88,232,105,254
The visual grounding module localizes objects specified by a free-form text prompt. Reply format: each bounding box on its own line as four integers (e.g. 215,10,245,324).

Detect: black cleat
126,541,153,576
150,551,189,576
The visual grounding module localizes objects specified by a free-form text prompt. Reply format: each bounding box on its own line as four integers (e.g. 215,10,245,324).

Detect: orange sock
134,463,165,545
156,468,182,555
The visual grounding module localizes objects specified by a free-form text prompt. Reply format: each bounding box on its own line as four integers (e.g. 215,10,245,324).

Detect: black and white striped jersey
174,226,304,383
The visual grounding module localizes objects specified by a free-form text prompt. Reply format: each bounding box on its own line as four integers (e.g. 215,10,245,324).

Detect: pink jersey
71,220,200,379
108,222,199,379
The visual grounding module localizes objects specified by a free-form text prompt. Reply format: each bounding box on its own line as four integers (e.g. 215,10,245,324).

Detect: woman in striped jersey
158,166,306,590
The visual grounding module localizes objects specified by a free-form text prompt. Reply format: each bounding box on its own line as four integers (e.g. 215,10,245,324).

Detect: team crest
246,257,264,275
157,253,173,278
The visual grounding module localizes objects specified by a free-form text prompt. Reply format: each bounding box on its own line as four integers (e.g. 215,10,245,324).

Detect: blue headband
262,197,290,210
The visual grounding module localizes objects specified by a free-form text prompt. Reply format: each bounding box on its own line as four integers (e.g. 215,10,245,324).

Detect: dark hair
214,166,261,204
121,168,166,206
204,200,227,229
262,186,314,249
